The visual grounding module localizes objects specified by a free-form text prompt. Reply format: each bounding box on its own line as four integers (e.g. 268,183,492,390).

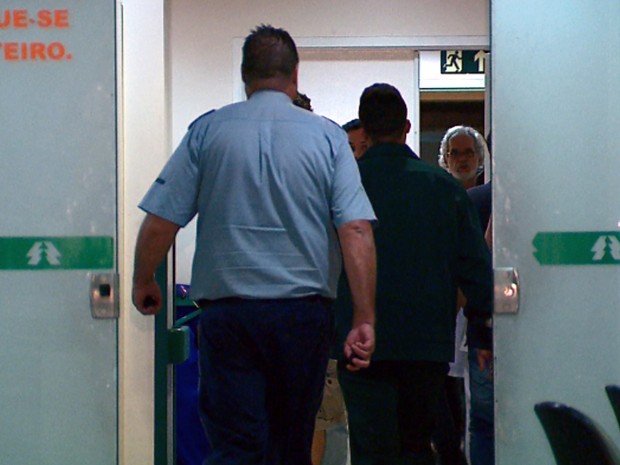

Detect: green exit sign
0,236,114,270
533,231,620,265
440,50,488,74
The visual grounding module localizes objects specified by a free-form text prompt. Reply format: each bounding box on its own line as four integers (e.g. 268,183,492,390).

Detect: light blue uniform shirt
140,90,376,300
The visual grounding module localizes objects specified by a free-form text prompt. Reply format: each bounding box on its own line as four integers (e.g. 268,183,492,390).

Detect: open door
492,1,620,463
0,2,119,464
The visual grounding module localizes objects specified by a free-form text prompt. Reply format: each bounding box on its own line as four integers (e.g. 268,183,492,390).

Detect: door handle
90,272,119,319
494,267,519,314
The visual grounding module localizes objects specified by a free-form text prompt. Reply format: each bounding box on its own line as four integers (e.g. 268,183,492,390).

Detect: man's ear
398,120,412,144
285,65,299,100
292,64,299,86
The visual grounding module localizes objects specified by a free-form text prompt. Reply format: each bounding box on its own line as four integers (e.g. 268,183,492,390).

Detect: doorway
419,91,485,166
169,43,488,465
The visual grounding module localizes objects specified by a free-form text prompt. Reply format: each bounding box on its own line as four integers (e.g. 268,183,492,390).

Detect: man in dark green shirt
335,83,492,465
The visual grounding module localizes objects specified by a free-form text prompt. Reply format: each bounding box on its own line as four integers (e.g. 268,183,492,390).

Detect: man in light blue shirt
132,25,377,465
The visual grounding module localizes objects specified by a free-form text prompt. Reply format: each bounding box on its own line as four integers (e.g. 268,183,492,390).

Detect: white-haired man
438,125,487,189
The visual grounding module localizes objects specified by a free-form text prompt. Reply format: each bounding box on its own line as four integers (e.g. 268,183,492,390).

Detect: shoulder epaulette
321,115,344,130
188,109,216,130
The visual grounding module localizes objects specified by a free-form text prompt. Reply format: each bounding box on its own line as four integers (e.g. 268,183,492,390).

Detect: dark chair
534,401,620,465
606,385,620,432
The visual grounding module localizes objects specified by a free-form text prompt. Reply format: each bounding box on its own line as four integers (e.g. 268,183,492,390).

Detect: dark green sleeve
455,190,493,350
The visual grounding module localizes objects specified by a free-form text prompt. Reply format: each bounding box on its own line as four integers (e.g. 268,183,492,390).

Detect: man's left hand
343,322,375,372
476,349,493,380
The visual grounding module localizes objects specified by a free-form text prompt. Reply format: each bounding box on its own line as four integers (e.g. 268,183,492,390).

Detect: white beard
451,168,478,183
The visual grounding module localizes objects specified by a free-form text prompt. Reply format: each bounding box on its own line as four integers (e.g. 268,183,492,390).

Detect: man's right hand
131,213,180,316
132,280,163,315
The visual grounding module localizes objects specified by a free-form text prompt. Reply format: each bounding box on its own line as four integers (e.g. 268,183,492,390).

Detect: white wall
296,48,418,137
169,0,489,142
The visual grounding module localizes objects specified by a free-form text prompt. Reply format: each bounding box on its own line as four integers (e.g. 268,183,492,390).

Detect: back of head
358,83,407,141
343,118,362,133
242,25,299,85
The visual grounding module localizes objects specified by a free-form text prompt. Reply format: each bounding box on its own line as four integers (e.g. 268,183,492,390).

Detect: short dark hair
358,83,407,140
342,118,362,133
242,25,299,85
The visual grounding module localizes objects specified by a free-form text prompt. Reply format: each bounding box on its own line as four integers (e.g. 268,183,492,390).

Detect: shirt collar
248,89,292,103
361,143,420,161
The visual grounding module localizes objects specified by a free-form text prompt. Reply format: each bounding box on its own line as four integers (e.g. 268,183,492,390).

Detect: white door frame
119,1,168,464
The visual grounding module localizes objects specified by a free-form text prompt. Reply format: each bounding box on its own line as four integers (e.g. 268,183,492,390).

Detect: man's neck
368,136,405,147
368,126,409,147
461,178,478,189
245,77,296,100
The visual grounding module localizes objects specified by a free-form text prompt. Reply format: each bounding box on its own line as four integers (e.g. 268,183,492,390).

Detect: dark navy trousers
338,360,448,465
197,297,333,465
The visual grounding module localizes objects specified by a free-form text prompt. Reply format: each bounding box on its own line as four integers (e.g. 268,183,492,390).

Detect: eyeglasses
447,149,476,159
